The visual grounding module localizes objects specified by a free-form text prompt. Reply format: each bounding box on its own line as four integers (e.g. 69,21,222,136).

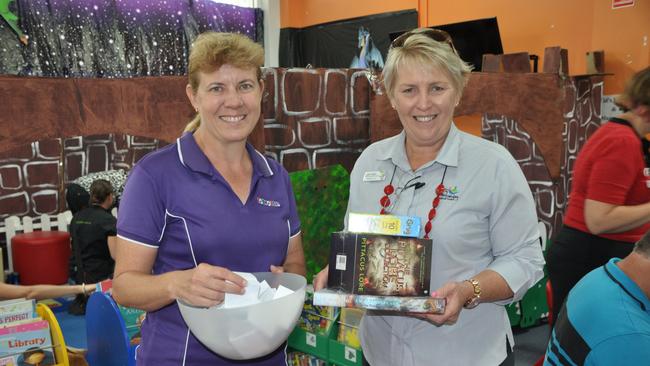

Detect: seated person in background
66,182,91,281
544,230,650,365
71,169,128,206
65,170,127,215
0,282,95,301
68,179,117,314
65,183,90,215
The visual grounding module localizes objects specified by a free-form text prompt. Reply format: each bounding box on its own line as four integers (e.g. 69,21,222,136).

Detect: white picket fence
1,207,119,275
0,211,75,273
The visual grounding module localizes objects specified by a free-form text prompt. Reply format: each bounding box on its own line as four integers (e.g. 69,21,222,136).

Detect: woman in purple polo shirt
112,32,306,365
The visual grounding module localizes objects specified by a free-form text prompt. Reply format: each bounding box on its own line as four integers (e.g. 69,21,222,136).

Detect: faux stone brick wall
0,134,165,220
482,77,604,239
0,68,603,244
262,68,371,173
0,67,372,225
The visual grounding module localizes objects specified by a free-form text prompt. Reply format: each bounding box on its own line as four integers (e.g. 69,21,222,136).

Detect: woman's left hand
412,281,471,325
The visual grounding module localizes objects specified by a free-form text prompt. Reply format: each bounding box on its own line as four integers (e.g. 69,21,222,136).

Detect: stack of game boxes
287,286,339,365
314,213,445,314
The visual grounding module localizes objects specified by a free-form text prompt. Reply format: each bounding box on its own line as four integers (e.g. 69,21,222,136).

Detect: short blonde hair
184,32,264,132
383,28,472,99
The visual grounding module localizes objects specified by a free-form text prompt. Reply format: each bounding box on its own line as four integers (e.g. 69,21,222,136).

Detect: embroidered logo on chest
440,185,460,201
257,197,281,207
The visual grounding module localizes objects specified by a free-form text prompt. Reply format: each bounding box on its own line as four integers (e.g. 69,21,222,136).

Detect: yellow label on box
348,213,421,237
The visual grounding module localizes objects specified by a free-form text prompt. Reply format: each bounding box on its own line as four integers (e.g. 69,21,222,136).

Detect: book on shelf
313,288,445,314
296,286,339,336
0,299,36,327
118,304,145,343
287,351,327,366
327,231,432,296
0,318,55,365
337,308,364,349
93,279,145,344
95,279,113,294
0,299,29,307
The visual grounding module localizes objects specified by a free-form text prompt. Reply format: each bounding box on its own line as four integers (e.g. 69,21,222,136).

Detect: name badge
363,171,385,182
257,197,281,207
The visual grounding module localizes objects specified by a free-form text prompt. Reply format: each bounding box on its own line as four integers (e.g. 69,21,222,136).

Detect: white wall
258,0,281,67
210,0,280,66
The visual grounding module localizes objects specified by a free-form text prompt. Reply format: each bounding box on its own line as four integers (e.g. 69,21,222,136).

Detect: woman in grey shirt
315,28,544,366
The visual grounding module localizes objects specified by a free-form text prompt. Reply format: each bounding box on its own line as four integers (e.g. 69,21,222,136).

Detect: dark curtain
278,26,302,67
279,9,417,68
0,0,262,77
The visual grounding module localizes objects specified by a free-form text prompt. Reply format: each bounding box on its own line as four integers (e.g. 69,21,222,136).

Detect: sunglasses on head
390,28,458,55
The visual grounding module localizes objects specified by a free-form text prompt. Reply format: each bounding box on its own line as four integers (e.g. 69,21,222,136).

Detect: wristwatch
463,278,481,309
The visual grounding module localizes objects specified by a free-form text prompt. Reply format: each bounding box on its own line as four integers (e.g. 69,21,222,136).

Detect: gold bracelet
82,283,87,296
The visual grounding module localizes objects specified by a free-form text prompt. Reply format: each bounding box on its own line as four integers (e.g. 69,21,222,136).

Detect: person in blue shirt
544,230,650,365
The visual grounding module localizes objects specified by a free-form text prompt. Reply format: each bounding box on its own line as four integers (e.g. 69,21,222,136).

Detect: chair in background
36,303,70,366
1,212,73,275
85,292,136,366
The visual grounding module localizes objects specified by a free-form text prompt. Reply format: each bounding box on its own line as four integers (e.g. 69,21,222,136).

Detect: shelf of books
0,299,69,366
506,238,551,329
287,289,365,366
328,308,364,366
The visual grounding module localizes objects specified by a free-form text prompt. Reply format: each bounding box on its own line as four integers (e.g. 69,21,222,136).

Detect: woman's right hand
313,265,329,291
170,263,247,307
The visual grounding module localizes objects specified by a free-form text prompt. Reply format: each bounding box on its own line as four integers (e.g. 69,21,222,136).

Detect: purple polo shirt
117,132,300,366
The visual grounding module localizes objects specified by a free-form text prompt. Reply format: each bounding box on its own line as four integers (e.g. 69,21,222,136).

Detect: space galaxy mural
0,0,262,77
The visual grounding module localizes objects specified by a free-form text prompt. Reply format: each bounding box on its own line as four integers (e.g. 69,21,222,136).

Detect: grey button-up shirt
347,124,545,366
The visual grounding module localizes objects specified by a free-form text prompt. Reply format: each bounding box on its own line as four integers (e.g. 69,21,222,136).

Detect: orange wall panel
281,0,418,28
592,0,650,94
425,0,594,76
281,0,648,94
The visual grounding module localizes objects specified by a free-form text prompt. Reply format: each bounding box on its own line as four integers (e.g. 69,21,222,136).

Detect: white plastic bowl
177,272,306,360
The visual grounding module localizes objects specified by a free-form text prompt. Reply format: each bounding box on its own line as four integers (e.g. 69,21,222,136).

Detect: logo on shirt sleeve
257,197,281,207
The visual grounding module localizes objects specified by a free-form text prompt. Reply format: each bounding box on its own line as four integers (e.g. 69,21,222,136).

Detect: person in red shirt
547,67,650,323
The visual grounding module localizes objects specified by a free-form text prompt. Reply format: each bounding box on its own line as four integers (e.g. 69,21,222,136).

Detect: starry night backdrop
0,0,262,77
